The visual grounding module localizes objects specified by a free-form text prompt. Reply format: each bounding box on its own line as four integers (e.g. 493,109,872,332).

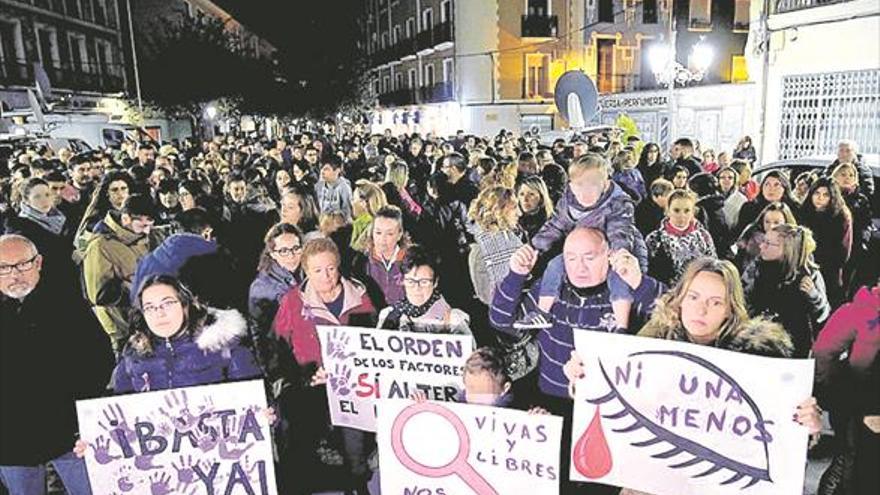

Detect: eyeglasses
0,255,39,276
142,299,181,315
404,277,434,288
759,239,782,248
273,246,303,257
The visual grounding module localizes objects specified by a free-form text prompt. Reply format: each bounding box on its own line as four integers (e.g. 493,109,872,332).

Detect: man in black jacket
0,234,114,493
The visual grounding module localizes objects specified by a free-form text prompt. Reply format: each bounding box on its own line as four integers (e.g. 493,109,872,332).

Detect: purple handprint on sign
115,465,134,492
196,428,220,453
329,363,353,397
134,454,163,471
171,455,196,490
149,472,173,495
158,390,201,432
91,435,120,465
326,328,356,360
218,436,254,461
99,403,137,444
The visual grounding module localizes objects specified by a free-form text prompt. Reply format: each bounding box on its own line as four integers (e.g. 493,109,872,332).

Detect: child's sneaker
513,310,554,330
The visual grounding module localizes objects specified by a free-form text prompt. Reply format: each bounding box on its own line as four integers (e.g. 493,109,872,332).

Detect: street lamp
205,105,218,120
649,36,714,87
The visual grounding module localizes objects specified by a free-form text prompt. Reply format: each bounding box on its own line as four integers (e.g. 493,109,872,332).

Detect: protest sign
569,332,814,495
377,399,563,495
76,380,276,495
318,325,474,432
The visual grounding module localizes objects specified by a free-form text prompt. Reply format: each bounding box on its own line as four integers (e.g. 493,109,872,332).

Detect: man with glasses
0,234,114,495
82,194,157,352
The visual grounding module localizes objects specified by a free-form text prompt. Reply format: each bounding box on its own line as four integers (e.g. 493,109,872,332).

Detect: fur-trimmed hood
128,307,247,356
726,318,794,358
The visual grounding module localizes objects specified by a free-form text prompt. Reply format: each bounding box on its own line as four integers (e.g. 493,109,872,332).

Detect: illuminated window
734,0,749,31
689,0,712,30
525,53,550,98
731,55,748,82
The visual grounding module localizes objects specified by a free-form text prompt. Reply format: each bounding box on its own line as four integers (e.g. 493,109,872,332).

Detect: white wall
455,0,499,104
761,3,880,161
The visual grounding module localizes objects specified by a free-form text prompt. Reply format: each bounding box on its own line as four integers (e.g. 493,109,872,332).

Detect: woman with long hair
831,162,876,296
799,177,853,307
742,224,830,357
381,160,422,236
350,180,387,251
734,170,799,238
468,185,525,305
716,165,748,230
277,187,319,239
352,205,409,308
516,175,555,241
636,142,664,188
5,177,74,280
733,201,798,269
249,223,304,334
74,171,134,255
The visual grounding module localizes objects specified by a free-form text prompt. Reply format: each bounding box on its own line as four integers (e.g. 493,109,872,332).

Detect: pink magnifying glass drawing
391,402,499,495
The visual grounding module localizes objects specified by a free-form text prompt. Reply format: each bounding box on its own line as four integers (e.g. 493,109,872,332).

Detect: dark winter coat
249,261,300,333
799,208,852,304
531,181,648,270
827,158,875,197
734,196,800,239
113,308,262,393
741,260,830,358
696,194,732,258
131,233,218,301
1,279,114,465
3,213,76,284
490,271,665,398
634,198,665,237
519,208,549,241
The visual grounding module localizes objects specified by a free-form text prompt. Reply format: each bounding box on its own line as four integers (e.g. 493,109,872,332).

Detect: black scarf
381,291,442,330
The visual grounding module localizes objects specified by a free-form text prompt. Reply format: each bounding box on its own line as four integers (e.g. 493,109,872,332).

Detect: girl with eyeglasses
248,223,304,336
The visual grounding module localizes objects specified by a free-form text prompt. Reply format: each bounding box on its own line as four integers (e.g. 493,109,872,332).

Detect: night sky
214,0,364,110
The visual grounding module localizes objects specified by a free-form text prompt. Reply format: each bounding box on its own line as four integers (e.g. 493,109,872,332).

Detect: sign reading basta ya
76,380,276,495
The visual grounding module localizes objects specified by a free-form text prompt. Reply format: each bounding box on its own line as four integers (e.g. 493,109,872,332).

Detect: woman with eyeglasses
741,224,830,358
248,223,304,335
376,244,470,334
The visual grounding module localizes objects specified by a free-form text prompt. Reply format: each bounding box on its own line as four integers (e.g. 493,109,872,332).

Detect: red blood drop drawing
573,407,613,478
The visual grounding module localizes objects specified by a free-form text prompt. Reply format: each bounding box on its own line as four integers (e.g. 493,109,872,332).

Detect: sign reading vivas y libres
377,400,563,495
570,332,814,495
76,380,277,495
318,326,475,432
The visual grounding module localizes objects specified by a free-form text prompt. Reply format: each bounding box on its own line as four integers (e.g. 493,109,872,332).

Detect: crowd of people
0,124,877,495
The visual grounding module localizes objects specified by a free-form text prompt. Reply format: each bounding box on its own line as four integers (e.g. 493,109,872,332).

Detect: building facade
751,0,879,162
0,0,127,110
367,0,756,148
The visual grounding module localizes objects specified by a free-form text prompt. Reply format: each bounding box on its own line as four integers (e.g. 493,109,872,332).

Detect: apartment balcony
415,21,453,51
0,59,33,86
419,81,453,103
378,88,418,106
521,14,558,38
33,61,125,93
772,0,853,13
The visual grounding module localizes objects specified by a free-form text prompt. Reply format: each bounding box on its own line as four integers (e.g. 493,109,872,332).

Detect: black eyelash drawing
574,350,773,489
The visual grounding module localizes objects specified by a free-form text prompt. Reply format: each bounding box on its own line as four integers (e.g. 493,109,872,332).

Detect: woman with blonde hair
381,160,422,234
517,175,554,240
563,257,823,495
468,186,524,305
350,180,387,251
742,224,830,357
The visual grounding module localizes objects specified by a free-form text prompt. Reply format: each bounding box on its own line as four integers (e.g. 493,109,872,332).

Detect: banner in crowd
318,326,474,432
76,380,277,495
570,332,814,495
377,399,563,495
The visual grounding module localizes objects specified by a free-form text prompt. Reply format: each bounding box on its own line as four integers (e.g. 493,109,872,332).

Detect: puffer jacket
113,308,262,393
82,211,151,349
531,181,648,271
131,233,218,302
813,286,880,386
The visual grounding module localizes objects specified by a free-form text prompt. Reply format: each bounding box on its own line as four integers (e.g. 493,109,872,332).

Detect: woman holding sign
270,237,377,495
563,257,823,495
